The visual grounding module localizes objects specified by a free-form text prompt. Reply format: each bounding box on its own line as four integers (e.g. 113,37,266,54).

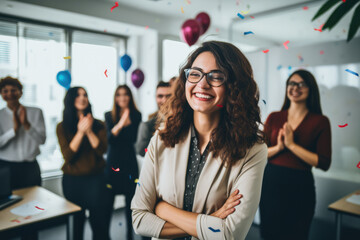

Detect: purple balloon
195,12,211,35
131,69,144,88
181,19,201,46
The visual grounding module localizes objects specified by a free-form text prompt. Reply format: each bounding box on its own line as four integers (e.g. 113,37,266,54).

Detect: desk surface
0,186,81,231
328,190,360,217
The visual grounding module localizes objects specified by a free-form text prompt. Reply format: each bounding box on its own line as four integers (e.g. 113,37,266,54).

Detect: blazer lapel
173,128,192,208
192,153,222,213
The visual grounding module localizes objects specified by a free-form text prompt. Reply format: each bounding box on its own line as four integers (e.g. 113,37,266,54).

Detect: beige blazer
131,127,267,240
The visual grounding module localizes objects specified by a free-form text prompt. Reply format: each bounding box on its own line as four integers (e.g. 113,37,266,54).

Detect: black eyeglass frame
287,81,308,89
184,68,227,87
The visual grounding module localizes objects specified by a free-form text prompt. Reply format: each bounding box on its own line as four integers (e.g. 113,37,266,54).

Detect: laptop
0,167,22,210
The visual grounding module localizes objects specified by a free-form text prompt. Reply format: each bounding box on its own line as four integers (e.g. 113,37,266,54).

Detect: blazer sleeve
135,121,152,157
56,123,76,163
196,144,268,240
131,131,166,238
26,108,46,145
0,128,16,148
315,116,332,171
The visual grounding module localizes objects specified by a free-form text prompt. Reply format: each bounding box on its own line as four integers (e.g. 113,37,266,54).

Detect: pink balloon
131,69,144,89
195,12,211,35
181,19,201,46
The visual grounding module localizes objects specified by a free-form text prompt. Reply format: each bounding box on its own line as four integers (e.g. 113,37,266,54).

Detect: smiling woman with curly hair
131,41,267,240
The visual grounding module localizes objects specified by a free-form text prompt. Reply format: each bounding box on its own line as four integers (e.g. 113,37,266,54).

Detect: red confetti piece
11,219,20,223
338,123,348,128
144,148,148,153
216,104,223,108
24,216,32,219
112,167,120,172
35,206,45,211
145,26,149,30
314,24,324,32
283,40,290,50
263,49,269,53
303,6,309,10
250,16,255,19
111,2,119,12
104,69,108,78
320,50,324,55
342,0,346,2
357,161,360,168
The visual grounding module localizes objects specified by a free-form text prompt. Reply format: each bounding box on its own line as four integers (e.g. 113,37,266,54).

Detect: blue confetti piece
262,99,266,105
345,69,359,77
129,174,132,179
244,31,254,35
137,182,140,187
288,65,292,70
208,227,221,233
237,13,244,19
277,65,282,70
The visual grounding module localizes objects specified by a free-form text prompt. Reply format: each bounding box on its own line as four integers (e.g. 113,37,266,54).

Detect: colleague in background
131,41,267,240
260,70,332,240
135,80,172,157
56,87,110,240
104,85,142,240
0,76,46,190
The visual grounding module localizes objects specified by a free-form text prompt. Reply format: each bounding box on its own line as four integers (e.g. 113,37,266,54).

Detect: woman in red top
259,70,331,240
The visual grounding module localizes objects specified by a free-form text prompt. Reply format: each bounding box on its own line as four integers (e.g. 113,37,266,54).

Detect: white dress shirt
0,106,46,162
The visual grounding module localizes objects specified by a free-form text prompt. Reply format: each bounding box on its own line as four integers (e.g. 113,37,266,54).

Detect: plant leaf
348,3,360,41
312,0,340,21
323,0,359,30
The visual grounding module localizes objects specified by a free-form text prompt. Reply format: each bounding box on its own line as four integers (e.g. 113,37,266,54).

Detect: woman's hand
13,109,21,132
276,128,285,152
211,189,243,219
77,114,91,134
18,105,30,130
85,113,94,135
117,108,131,128
283,122,295,148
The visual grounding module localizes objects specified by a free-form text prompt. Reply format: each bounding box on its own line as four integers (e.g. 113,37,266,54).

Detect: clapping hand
77,113,93,134
283,122,294,148
18,105,30,129
117,108,131,128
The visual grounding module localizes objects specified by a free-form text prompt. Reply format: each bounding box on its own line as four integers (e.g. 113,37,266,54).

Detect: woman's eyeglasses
287,81,308,89
184,68,226,87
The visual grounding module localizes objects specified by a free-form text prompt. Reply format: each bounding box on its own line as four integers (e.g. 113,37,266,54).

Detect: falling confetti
288,66,292,70
303,6,309,10
241,10,249,14
145,148,148,152
263,49,269,53
112,167,120,172
357,161,360,168
283,40,290,50
277,65,282,70
345,69,359,77
134,179,139,183
244,31,254,35
338,123,348,128
298,55,304,62
106,184,112,189
262,99,266,105
104,69,108,78
63,56,71,59
216,104,224,108
237,13,245,19
35,206,45,211
111,2,119,12
320,50,324,55
314,24,324,32
24,216,31,220
145,25,149,30
250,16,255,18
11,219,21,223
208,227,221,232
181,7,184,13
186,0,191,4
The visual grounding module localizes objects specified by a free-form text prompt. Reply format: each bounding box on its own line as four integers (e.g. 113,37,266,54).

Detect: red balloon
195,12,211,35
181,19,201,46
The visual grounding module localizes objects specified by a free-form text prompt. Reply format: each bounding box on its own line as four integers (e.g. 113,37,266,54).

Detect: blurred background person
260,70,331,240
56,86,110,240
0,76,46,190
104,85,142,240
135,80,172,157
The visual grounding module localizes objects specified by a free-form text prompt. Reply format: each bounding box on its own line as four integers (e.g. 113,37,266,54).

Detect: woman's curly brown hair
158,41,264,166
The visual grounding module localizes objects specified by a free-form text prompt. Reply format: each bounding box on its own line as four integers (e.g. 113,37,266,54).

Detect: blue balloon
120,54,132,72
56,70,71,89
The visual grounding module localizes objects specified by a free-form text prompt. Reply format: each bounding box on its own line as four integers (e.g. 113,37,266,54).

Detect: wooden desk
328,190,360,240
0,186,81,240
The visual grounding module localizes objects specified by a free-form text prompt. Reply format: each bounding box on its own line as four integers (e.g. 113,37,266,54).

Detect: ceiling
101,0,359,49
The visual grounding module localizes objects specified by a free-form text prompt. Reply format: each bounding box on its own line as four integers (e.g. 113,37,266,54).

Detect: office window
162,39,197,82
71,31,120,120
